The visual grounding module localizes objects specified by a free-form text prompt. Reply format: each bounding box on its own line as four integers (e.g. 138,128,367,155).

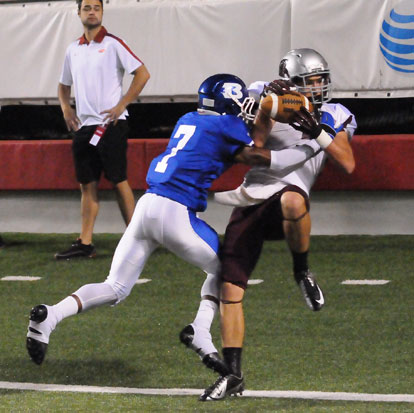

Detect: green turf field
1,233,413,412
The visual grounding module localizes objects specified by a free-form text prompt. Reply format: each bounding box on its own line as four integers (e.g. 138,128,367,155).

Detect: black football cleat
26,305,49,365
26,337,48,365
179,325,228,376
55,239,96,260
294,269,324,311
199,374,244,401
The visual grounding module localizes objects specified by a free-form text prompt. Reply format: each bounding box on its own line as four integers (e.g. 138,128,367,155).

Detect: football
259,92,313,123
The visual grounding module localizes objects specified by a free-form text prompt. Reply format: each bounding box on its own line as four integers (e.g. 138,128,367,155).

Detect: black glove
262,79,298,96
290,106,321,139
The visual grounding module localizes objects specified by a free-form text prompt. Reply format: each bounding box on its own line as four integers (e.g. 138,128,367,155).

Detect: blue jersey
146,111,253,211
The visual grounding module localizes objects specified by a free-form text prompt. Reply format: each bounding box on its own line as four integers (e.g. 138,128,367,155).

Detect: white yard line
341,280,390,285
0,381,413,403
247,279,264,285
135,278,152,284
1,276,42,281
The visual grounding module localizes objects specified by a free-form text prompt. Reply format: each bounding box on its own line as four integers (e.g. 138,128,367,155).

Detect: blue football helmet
198,74,250,116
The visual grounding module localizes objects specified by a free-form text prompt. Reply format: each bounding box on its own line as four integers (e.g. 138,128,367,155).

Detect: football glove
291,106,334,149
262,79,300,97
290,106,322,139
320,111,353,138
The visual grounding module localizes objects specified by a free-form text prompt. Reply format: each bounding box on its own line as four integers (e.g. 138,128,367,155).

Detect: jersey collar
78,26,108,45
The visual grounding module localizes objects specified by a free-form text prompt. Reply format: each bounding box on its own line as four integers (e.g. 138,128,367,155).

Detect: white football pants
103,193,220,304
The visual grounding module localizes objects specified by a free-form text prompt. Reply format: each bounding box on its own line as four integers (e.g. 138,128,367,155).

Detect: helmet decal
197,74,249,116
221,83,244,100
279,59,289,79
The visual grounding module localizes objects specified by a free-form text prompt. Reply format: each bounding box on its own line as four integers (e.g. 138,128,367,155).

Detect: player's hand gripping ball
259,92,313,123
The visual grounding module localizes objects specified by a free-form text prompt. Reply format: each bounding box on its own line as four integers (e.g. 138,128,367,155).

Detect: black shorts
72,120,129,185
220,185,310,290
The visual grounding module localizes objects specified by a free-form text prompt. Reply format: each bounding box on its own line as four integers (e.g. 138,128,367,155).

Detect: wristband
270,150,279,170
315,129,333,149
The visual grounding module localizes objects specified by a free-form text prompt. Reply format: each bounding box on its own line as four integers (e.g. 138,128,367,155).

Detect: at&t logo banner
380,0,414,73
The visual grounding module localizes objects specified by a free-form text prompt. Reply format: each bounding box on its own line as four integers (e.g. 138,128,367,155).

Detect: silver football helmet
279,48,332,104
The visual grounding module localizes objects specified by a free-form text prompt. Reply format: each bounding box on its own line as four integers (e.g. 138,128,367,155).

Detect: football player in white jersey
189,49,357,401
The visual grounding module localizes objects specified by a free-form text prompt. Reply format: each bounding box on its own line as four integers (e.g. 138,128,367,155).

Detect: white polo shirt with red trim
60,27,143,127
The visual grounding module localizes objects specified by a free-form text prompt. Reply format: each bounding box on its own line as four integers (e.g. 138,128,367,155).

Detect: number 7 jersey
146,111,253,212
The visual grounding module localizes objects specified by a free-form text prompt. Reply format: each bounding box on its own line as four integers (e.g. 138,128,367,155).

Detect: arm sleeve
270,140,321,176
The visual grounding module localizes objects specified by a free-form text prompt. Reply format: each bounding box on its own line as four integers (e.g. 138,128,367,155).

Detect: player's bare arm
250,108,274,148
234,146,271,166
324,130,355,174
101,65,150,124
58,83,80,132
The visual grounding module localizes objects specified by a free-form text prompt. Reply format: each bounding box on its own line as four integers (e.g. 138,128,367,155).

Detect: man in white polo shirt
56,0,150,259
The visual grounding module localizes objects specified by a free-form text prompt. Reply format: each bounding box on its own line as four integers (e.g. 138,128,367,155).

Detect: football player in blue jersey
25,73,281,370
193,50,357,401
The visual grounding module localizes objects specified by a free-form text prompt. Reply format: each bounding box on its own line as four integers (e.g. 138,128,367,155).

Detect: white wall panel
0,0,413,103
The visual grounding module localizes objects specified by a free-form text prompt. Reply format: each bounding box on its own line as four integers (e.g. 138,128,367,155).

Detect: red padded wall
0,135,413,191
313,135,414,190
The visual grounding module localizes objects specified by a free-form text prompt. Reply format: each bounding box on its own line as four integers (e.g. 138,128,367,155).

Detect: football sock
193,299,217,331
189,299,218,357
292,250,308,274
51,296,79,328
223,347,242,377
72,282,118,312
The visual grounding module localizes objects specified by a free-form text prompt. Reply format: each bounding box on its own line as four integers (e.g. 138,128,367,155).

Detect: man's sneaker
179,325,229,376
26,305,52,365
294,269,324,311
199,374,244,401
55,239,96,260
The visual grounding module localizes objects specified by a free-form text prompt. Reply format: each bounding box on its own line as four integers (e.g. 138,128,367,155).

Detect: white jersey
243,102,356,200
214,99,357,207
